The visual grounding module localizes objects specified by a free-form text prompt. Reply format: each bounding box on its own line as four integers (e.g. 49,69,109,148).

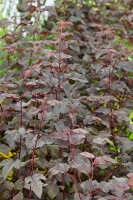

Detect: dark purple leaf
80,151,95,159
49,163,70,177
94,156,117,165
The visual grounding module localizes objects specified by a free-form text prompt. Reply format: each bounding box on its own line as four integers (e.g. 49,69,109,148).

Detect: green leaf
0,69,7,77
129,112,133,124
129,132,133,140
47,183,59,199
15,178,24,190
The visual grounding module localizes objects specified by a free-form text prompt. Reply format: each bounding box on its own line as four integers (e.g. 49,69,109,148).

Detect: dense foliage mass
0,0,133,199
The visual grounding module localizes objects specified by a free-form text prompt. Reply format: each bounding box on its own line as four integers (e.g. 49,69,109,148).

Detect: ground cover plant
0,0,133,199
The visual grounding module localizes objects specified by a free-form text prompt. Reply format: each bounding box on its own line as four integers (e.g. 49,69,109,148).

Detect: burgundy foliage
0,0,133,200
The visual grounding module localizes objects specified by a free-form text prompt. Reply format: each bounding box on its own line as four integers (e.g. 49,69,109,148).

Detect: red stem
18,98,23,159
57,26,62,101
68,173,82,200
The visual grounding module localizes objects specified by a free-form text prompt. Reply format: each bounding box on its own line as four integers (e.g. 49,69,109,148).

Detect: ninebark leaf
13,191,23,200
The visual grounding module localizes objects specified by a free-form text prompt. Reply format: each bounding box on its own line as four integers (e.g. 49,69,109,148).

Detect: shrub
0,1,133,200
